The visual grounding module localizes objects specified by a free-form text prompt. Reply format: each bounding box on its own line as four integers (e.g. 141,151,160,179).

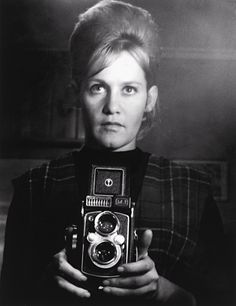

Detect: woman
0,1,223,305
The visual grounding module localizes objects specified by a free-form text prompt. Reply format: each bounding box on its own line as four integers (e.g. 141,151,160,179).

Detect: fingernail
83,291,91,298
103,280,110,286
117,266,124,273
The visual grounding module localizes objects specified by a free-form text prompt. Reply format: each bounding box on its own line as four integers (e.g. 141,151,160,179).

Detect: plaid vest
12,151,212,286
135,154,211,278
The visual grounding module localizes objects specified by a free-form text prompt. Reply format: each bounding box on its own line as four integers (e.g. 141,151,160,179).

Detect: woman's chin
86,133,136,152
98,139,135,152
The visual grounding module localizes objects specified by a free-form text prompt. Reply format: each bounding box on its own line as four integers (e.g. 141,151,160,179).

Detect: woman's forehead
87,48,148,80
87,51,147,85
87,51,119,79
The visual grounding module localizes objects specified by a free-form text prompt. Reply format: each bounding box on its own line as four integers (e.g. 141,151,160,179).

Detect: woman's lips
101,122,124,131
102,122,124,126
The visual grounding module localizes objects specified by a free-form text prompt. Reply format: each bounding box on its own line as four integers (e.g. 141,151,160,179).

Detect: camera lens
94,241,116,264
95,211,120,235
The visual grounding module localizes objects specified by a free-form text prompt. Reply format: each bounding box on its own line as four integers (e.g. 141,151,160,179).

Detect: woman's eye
123,86,137,95
89,84,105,94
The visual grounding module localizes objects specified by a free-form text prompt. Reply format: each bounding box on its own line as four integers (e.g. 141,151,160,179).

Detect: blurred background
0,0,236,304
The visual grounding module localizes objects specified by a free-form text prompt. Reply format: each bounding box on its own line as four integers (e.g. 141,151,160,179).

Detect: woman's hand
102,229,159,299
40,249,91,300
102,229,196,306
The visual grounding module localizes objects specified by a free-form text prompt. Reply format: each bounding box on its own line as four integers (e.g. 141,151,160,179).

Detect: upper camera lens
95,211,119,235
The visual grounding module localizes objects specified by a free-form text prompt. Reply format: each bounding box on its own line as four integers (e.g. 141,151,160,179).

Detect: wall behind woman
0,0,236,299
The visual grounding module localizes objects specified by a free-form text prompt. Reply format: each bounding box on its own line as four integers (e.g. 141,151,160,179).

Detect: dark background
0,0,236,304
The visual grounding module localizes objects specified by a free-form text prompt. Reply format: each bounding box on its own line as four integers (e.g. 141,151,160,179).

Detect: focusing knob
113,234,125,245
65,225,78,250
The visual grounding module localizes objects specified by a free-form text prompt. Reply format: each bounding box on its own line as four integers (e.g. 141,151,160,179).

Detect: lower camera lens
94,241,116,263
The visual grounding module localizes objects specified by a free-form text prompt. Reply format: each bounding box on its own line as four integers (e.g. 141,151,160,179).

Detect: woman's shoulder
12,151,77,188
147,154,211,185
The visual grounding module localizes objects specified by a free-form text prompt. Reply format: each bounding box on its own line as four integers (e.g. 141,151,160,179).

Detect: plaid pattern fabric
2,150,214,300
21,151,212,276
1,147,226,306
135,154,212,278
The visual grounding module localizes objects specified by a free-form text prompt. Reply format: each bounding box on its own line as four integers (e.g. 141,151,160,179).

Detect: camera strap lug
65,225,78,250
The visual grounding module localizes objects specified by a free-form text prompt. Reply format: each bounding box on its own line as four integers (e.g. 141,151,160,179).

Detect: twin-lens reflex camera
65,165,137,278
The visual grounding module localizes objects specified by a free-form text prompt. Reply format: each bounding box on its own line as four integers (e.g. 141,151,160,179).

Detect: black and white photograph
0,0,236,305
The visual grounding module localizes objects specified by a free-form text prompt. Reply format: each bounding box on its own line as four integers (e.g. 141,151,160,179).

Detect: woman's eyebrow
87,78,143,86
122,81,143,86
87,77,104,82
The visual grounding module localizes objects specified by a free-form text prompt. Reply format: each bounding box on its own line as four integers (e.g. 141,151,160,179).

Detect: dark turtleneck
74,146,150,202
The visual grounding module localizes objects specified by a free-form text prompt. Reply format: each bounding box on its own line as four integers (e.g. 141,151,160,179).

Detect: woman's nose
103,90,120,114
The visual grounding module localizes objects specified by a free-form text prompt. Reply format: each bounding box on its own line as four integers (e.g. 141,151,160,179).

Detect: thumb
138,229,153,259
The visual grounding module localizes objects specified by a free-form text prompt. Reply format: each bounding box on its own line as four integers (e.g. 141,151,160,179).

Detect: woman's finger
117,255,155,275
103,281,158,298
44,249,87,286
103,269,158,289
138,229,153,259
54,275,91,298
56,257,87,283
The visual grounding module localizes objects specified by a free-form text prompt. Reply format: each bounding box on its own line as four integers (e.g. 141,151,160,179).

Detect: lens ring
93,241,116,263
94,211,120,236
89,240,122,269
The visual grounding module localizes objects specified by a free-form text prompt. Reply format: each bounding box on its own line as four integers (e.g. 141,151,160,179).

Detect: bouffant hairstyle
70,0,161,138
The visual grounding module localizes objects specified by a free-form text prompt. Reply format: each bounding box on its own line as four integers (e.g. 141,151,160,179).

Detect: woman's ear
145,85,158,112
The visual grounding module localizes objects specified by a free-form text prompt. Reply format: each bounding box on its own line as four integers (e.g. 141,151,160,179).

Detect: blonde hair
70,0,161,137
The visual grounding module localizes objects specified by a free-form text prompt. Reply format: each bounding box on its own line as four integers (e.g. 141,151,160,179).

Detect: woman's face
81,51,157,151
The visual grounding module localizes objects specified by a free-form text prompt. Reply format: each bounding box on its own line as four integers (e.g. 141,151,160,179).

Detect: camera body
65,165,137,278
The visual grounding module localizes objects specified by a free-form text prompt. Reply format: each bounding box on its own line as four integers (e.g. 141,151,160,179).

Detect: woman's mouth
101,122,124,131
